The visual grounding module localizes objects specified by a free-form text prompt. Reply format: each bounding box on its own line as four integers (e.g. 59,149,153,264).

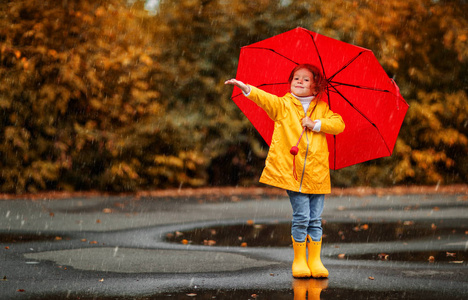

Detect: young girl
225,64,345,278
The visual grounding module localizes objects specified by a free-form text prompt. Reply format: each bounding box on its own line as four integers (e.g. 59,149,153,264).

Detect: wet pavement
1,190,467,299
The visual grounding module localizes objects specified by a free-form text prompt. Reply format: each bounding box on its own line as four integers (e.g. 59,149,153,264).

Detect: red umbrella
231,27,408,170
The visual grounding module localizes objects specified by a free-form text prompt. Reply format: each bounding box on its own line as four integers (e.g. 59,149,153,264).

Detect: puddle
0,233,67,243
165,220,467,247
346,250,468,264
33,288,459,300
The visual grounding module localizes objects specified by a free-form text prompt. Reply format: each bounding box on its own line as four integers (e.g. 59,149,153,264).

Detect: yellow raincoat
246,86,345,194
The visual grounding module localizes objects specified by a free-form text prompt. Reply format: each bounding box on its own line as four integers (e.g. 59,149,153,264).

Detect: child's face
290,68,315,97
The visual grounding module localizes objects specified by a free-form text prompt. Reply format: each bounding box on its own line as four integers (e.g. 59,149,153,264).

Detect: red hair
288,64,327,97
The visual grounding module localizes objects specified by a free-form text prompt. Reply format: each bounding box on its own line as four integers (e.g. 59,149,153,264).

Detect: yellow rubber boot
292,236,311,278
307,235,329,278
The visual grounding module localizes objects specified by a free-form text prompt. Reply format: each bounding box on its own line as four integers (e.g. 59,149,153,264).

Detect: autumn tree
0,0,207,192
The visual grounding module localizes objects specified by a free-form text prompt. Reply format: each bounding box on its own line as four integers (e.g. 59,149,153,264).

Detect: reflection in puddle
166,220,466,246
293,279,328,300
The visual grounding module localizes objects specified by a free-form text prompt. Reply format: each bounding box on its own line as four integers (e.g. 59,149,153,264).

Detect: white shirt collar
291,93,315,103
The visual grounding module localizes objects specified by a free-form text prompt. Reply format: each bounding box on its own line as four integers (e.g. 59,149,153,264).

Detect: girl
225,64,345,278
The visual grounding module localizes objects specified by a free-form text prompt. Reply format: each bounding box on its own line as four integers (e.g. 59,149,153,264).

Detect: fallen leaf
360,224,369,230
378,253,389,260
428,256,435,262
368,276,375,280
102,208,113,214
403,221,414,226
246,220,255,225
241,242,248,247
81,239,87,242
251,294,258,298
55,236,62,241
17,289,25,292
432,207,440,211
5,246,9,250
186,293,197,297
446,252,456,257
89,241,98,244
49,212,55,217
99,278,104,282
431,223,437,230
181,239,189,245
96,219,101,223
203,240,216,246
338,254,346,259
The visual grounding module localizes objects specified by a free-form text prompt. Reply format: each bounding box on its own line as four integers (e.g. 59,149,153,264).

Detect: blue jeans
287,190,325,242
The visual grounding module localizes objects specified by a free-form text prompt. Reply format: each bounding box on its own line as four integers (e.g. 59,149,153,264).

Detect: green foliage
0,0,466,193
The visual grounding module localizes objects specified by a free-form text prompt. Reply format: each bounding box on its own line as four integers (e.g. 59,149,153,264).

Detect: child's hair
288,64,327,97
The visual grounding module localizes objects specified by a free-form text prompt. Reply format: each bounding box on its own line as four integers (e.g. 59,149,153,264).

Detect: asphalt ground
1,188,467,299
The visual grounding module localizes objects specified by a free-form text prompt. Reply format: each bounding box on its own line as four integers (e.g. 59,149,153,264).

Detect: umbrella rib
330,81,389,93
327,51,368,82
244,47,299,65
330,81,408,106
303,30,327,78
330,85,392,155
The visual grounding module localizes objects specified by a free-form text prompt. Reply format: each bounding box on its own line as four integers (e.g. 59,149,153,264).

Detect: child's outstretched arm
225,79,251,95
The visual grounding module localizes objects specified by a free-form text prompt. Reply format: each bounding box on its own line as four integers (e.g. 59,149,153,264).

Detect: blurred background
0,0,466,193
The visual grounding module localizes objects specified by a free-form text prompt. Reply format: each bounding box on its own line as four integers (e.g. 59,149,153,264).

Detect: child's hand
302,117,317,130
225,79,251,95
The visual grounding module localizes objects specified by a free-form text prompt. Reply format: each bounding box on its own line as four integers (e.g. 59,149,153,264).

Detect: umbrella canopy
231,27,409,170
